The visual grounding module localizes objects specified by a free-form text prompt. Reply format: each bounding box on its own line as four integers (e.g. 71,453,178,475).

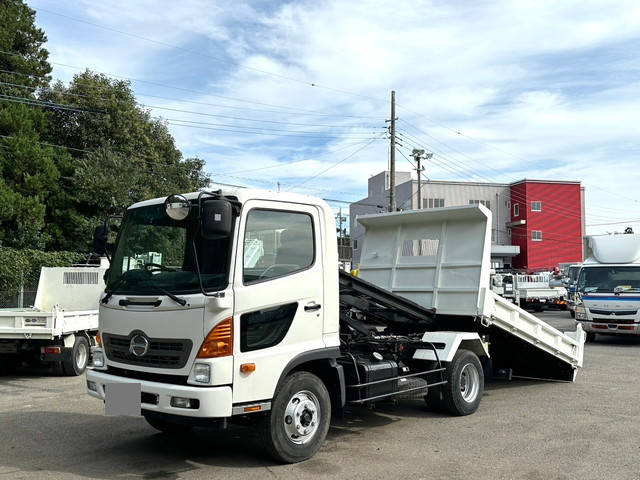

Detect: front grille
106,366,191,385
104,333,193,369
590,309,637,316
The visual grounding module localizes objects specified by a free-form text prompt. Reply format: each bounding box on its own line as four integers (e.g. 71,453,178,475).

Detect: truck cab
574,234,640,340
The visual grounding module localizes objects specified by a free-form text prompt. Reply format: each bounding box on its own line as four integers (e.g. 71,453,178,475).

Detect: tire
62,335,89,376
261,371,331,463
533,304,543,312
144,415,192,434
570,310,575,319
585,332,596,342
441,350,484,416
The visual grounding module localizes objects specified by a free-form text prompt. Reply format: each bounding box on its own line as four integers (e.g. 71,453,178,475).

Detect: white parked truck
575,233,640,341
86,190,584,463
0,262,106,375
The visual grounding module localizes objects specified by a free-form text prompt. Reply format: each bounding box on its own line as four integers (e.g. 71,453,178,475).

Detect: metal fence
0,290,37,309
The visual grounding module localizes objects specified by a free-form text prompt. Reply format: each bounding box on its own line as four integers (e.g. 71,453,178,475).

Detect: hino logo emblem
129,334,150,357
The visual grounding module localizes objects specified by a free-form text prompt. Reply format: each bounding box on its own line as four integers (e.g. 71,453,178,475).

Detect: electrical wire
287,133,387,191
0,50,379,119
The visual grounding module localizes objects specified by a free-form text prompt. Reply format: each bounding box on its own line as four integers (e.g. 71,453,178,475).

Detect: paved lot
1,311,639,480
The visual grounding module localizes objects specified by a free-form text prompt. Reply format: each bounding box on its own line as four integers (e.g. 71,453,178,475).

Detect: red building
509,180,584,271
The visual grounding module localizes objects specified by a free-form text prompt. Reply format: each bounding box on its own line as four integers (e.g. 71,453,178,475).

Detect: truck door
232,200,325,404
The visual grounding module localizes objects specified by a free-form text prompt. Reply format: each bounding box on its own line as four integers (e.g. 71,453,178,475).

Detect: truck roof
128,186,330,211
585,234,640,264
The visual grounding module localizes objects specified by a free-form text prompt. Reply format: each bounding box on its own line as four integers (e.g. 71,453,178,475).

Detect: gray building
350,171,520,267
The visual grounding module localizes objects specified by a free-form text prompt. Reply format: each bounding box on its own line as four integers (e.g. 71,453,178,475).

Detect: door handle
304,302,322,312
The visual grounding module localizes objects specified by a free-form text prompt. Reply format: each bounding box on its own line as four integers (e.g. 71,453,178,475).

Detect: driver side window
243,209,315,284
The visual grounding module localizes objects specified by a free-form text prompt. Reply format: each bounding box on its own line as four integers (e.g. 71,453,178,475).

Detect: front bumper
578,321,640,335
86,369,232,418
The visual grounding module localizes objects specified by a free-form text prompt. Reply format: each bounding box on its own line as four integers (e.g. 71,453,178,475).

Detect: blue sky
27,0,640,234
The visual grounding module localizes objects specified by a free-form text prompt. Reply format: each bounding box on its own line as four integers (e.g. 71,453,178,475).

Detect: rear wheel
62,336,89,376
261,371,331,463
440,350,484,416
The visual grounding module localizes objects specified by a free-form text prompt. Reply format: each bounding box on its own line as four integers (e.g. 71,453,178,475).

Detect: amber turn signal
240,363,256,373
197,318,233,358
95,331,102,347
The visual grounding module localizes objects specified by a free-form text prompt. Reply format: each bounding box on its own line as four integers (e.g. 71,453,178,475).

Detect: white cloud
29,0,640,234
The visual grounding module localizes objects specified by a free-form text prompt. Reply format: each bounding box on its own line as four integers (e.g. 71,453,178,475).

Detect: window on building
427,198,445,208
353,239,358,250
507,227,512,237
532,230,542,241
469,199,491,209
514,203,520,217
531,201,542,212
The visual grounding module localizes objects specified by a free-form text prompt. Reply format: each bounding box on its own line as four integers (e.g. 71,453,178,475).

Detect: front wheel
585,332,596,342
441,350,484,416
261,371,331,463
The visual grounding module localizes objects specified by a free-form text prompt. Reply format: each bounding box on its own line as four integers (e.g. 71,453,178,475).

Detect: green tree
0,0,64,249
41,72,210,251
0,0,52,97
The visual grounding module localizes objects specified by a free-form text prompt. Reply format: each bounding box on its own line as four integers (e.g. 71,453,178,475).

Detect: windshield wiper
149,285,188,306
102,276,128,304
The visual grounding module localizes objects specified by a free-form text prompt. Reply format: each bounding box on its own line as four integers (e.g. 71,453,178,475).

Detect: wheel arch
275,347,345,409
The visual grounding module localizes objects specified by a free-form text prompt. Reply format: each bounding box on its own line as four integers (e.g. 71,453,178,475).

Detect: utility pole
412,149,432,209
338,208,343,245
388,90,396,212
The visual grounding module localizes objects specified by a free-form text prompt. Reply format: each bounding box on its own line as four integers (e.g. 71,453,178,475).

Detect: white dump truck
0,262,107,375
575,233,640,341
86,189,584,463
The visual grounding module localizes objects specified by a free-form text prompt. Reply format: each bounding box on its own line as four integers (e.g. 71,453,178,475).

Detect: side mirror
201,199,234,239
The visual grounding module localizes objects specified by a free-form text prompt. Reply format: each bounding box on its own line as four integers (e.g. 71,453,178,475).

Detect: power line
0,93,104,114
166,121,380,139
396,130,617,223
287,133,387,191
210,138,382,176
0,49,379,119
165,118,382,134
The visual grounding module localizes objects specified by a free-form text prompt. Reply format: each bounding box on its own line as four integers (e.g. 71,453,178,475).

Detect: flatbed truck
86,189,584,463
0,263,106,375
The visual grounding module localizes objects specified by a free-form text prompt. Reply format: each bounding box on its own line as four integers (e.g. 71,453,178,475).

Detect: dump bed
356,205,584,381
0,266,105,340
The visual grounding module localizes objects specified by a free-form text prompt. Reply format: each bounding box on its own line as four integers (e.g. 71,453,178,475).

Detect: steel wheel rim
75,342,87,369
460,363,480,403
283,390,321,445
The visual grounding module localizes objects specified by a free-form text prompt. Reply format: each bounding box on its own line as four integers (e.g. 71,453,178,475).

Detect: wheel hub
459,363,480,403
283,390,320,445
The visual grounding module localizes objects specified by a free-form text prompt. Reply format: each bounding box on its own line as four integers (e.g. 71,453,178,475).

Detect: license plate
0,343,18,354
105,383,141,416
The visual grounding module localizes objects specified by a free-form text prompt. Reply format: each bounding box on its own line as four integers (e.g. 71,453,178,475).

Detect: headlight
92,350,105,368
193,363,210,383
575,305,587,320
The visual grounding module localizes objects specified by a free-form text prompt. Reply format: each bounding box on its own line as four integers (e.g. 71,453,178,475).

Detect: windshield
567,266,580,283
577,266,640,294
107,203,234,295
